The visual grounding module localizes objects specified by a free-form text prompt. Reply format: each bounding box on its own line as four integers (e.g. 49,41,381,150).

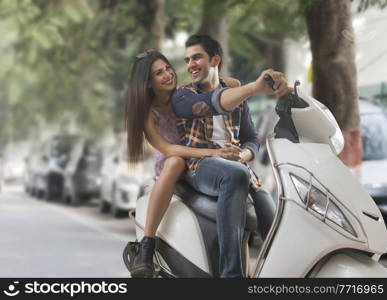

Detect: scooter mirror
268,78,344,156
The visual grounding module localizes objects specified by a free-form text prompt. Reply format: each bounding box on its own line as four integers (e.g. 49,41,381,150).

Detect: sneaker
128,237,155,278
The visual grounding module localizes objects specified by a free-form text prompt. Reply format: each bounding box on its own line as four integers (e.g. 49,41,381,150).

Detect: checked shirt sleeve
171,87,231,119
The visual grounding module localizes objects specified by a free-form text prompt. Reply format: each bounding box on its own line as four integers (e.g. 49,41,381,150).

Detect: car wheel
60,188,67,203
45,175,55,201
111,186,125,218
69,190,80,206
45,186,54,201
37,189,44,199
99,198,110,213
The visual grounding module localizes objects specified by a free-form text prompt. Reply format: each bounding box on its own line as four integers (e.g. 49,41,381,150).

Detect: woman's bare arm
144,112,219,158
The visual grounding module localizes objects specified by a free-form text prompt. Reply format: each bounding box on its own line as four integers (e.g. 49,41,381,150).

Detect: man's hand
214,143,242,161
254,69,293,98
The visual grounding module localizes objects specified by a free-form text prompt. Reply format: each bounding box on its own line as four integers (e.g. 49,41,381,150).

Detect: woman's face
149,59,176,94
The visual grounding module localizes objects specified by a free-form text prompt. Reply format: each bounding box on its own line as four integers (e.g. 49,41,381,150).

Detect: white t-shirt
212,115,231,147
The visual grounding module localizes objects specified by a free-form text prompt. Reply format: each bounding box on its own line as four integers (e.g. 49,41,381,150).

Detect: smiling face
149,59,176,94
184,44,220,87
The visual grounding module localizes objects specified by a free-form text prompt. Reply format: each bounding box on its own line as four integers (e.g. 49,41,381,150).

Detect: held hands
214,143,251,163
254,69,293,98
214,143,241,161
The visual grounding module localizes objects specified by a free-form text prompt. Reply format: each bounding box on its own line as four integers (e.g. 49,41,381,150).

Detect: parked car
358,99,387,225
24,143,49,197
99,135,155,217
2,157,25,183
254,97,387,225
44,135,82,201
0,154,3,192
2,142,30,184
25,135,81,201
62,138,102,205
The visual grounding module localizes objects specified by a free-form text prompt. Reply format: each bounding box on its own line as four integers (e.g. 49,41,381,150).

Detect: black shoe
128,237,155,278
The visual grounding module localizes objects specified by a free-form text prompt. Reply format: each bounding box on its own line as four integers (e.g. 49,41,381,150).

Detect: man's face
184,44,217,85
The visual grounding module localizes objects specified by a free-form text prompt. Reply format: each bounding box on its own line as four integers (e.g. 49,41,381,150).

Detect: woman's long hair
125,50,175,163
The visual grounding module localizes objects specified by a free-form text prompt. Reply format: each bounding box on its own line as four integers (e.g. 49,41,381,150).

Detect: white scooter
126,75,387,277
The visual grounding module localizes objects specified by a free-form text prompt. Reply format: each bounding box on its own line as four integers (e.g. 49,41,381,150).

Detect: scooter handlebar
263,73,276,91
263,73,308,110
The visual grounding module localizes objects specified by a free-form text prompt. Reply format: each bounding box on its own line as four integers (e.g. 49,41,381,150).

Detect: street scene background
1,0,387,277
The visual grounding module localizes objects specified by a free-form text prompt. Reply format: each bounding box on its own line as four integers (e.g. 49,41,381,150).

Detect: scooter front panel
271,139,387,253
136,193,211,274
259,200,368,277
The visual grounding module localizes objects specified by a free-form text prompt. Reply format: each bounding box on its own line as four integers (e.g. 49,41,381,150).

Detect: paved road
0,184,135,278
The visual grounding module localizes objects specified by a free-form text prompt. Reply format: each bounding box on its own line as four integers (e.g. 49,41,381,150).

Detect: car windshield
80,154,102,172
79,144,102,172
361,112,387,161
50,136,78,157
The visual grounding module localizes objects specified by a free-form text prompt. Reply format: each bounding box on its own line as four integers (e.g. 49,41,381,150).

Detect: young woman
125,50,242,277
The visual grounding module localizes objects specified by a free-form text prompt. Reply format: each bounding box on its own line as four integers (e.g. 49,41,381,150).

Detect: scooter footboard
311,251,387,278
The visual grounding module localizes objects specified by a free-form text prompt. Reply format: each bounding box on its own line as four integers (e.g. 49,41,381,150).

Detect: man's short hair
185,34,223,71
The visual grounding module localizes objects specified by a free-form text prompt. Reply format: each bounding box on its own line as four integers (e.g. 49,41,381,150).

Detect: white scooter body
133,82,387,278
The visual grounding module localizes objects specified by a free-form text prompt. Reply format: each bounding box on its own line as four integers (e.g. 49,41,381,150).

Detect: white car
99,135,155,217
2,142,30,183
0,155,3,192
358,99,387,224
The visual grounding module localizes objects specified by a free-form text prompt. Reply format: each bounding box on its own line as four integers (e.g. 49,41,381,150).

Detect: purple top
152,109,180,176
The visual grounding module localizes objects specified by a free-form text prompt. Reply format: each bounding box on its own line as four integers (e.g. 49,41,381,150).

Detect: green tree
0,0,167,145
228,0,305,83
357,0,387,11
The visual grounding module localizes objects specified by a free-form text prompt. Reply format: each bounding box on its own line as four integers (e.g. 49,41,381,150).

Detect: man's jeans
184,157,251,278
250,188,276,240
184,157,277,278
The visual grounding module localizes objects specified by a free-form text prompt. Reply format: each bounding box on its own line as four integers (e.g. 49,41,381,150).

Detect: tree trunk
199,0,229,76
265,33,286,73
137,0,165,50
305,0,361,167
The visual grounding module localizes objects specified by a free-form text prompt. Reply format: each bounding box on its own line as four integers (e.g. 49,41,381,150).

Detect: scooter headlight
290,174,356,237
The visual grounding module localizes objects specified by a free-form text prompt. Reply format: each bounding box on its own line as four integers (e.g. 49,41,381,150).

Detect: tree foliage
0,0,162,144
228,0,305,83
357,0,387,11
2,0,387,148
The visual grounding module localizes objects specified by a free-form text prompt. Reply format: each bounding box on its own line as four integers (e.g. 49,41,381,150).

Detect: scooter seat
174,180,258,231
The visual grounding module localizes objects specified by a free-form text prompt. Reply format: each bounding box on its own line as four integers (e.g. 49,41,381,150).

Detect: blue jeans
250,188,276,240
184,157,250,278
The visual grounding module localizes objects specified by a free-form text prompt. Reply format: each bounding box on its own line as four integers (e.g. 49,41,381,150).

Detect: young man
171,34,291,278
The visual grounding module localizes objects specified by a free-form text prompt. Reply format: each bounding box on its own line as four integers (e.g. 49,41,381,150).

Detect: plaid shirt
171,79,261,191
